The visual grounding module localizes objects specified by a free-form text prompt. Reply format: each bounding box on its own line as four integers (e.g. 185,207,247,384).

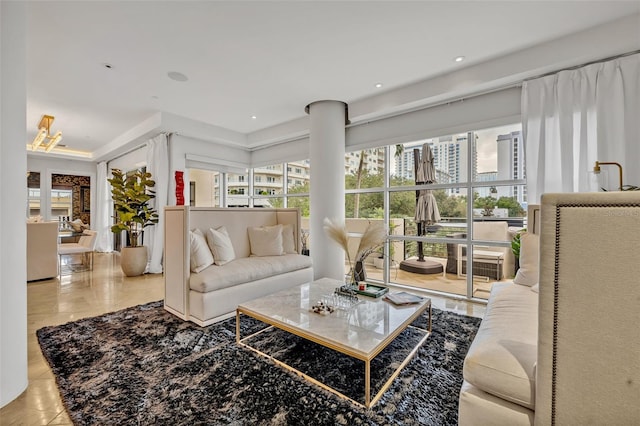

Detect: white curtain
522,53,640,203
94,161,113,252
145,134,169,274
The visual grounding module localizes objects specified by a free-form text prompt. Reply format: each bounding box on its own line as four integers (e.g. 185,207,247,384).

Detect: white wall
169,134,250,205
1,0,28,408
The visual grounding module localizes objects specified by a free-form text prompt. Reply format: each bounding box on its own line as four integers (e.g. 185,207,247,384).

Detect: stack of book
384,291,424,305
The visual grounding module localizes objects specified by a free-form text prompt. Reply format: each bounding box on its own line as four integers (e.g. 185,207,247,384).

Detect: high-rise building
496,130,526,204
476,171,498,198
396,135,475,195
344,148,385,176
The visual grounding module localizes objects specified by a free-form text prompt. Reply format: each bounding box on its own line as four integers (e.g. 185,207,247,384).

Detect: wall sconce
31,114,63,153
593,161,623,190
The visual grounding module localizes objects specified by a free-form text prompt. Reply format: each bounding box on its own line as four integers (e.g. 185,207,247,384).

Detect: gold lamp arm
593,161,623,190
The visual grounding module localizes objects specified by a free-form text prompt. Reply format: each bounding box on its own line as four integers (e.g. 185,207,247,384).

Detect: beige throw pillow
281,224,297,254
248,224,284,256
190,229,214,273
206,226,236,266
513,232,539,287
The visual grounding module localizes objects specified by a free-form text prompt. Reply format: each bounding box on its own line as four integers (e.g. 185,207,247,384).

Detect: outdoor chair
447,222,510,280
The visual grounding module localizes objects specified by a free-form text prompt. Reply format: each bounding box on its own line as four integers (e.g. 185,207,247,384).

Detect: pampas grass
355,222,386,261
323,218,387,283
323,217,352,267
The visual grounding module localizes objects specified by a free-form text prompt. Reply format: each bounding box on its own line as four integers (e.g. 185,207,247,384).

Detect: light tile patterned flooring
1,252,485,425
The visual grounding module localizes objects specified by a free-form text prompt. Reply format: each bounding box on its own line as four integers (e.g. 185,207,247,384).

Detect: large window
51,189,72,217
241,123,526,301
346,123,524,300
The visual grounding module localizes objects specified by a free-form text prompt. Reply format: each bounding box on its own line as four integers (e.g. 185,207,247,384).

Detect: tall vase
175,171,185,205
353,260,366,284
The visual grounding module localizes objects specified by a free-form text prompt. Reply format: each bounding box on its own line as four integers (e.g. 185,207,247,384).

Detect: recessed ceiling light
167,71,188,82
251,115,257,120
375,83,383,88
454,56,465,63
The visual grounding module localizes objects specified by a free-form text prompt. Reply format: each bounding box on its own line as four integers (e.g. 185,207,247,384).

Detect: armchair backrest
536,192,640,425
79,230,98,251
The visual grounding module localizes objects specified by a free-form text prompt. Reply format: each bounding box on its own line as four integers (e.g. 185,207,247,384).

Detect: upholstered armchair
27,221,59,281
535,192,640,424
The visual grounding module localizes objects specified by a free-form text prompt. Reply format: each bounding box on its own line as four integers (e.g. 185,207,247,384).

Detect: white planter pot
120,246,148,277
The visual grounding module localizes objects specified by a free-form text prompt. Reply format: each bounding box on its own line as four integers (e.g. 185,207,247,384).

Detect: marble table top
237,277,430,359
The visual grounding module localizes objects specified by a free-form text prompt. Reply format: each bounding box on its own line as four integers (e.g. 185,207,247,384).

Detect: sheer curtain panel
94,161,113,252
522,53,640,202
145,133,169,274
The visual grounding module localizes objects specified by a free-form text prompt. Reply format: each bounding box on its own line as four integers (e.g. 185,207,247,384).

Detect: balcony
302,216,524,300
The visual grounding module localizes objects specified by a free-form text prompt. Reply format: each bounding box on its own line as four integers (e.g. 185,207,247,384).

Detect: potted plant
108,168,159,276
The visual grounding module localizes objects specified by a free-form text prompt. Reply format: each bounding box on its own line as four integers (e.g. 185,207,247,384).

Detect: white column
307,100,346,281
0,1,28,407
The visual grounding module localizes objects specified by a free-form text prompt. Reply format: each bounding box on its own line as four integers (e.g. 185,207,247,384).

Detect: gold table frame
236,287,431,409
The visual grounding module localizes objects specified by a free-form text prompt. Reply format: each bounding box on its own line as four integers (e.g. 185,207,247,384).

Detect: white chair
58,230,98,275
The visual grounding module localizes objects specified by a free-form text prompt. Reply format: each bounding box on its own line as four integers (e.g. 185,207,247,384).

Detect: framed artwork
81,186,91,212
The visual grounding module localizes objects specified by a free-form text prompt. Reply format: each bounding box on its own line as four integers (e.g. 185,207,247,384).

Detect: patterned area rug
37,301,480,425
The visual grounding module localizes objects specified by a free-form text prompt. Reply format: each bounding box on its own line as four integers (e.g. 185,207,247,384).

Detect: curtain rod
348,50,639,129
523,49,640,82
105,132,173,165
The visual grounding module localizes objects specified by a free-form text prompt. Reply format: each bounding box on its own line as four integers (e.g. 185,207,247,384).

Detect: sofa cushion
190,229,214,273
189,254,313,293
463,282,538,410
513,232,539,287
248,224,284,256
206,226,236,266
282,224,296,254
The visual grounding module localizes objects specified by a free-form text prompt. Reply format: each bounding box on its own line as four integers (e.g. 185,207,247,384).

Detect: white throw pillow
513,232,540,287
190,229,214,273
248,224,284,256
206,226,236,265
282,224,297,254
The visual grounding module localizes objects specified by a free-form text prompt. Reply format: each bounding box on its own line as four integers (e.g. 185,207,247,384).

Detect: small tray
352,283,389,298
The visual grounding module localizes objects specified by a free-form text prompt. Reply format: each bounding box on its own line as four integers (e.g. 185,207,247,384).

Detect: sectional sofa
164,206,313,326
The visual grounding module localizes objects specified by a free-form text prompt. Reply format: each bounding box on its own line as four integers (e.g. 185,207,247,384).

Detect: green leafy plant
108,169,159,247
511,228,527,259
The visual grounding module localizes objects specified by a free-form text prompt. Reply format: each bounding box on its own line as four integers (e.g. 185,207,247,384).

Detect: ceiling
25,1,640,161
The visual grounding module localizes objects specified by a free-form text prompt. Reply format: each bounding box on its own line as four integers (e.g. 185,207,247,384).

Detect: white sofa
459,192,640,425
164,206,313,326
27,221,59,282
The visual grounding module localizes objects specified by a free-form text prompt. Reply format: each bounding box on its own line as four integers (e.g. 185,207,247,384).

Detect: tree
351,146,403,218
496,196,526,217
474,195,497,217
434,190,466,218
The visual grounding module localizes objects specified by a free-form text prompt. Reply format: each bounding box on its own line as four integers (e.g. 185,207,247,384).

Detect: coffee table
236,277,431,408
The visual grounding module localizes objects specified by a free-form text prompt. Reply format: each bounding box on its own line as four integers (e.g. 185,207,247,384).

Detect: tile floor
0,252,485,425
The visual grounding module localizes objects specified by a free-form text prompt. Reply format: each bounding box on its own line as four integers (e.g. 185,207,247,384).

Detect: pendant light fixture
31,114,63,152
